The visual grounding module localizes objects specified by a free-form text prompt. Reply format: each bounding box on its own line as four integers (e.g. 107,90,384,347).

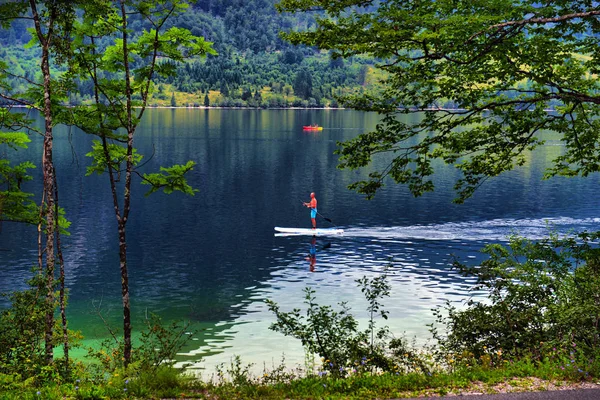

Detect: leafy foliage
431,231,600,364
135,313,196,371
267,274,429,376
0,118,38,224
141,161,198,196
0,131,30,149
86,313,195,374
85,140,143,176
277,0,600,202
0,128,71,230
267,286,366,375
0,272,81,382
357,273,390,353
0,273,51,379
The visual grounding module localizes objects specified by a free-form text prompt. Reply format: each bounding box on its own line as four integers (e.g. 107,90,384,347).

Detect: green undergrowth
1,356,599,400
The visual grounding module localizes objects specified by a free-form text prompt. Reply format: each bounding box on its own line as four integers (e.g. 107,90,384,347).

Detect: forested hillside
0,0,380,108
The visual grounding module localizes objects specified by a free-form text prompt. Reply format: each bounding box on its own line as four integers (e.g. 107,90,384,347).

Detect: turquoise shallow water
2,108,600,375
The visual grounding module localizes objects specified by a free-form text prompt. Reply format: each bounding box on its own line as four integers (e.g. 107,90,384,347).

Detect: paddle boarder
303,192,318,229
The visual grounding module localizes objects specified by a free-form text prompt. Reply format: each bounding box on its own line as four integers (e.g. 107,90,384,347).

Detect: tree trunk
55,172,69,367
30,0,57,365
120,0,134,366
118,222,131,364
42,39,56,367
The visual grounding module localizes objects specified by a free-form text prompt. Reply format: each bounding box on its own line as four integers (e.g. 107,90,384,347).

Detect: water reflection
305,236,332,273
307,236,317,272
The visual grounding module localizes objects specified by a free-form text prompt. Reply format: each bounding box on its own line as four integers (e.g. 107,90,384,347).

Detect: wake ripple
341,217,600,241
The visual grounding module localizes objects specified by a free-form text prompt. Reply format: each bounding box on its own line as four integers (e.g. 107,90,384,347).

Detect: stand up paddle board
274,227,344,236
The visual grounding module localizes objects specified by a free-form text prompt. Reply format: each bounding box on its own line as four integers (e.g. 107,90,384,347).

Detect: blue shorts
311,209,317,218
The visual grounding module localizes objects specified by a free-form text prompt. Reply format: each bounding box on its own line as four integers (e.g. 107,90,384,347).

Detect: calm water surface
2,109,600,374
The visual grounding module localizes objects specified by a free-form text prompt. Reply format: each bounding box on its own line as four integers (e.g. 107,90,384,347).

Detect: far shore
1,104,558,112
1,104,346,110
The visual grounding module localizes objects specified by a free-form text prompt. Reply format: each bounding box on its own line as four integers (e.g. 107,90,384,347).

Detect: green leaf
0,132,31,149
141,161,198,196
85,140,143,176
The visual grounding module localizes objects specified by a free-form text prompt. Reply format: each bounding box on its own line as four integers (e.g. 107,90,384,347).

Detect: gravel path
400,378,600,399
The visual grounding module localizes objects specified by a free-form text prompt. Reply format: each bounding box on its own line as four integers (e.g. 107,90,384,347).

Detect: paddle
317,211,333,224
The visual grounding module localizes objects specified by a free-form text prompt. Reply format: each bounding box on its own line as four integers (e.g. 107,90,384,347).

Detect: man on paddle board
303,192,318,229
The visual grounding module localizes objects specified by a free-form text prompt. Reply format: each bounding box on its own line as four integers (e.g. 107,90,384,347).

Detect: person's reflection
306,236,317,272
306,236,332,272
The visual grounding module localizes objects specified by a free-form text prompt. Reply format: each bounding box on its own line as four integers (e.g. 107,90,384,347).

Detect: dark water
2,108,600,373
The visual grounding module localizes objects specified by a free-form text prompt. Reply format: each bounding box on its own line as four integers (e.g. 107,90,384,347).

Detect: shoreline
1,104,346,111
1,104,558,112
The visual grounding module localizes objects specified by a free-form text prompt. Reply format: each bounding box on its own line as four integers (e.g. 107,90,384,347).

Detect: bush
431,231,600,366
267,272,431,377
0,272,49,378
87,313,195,373
0,271,80,383
135,313,195,371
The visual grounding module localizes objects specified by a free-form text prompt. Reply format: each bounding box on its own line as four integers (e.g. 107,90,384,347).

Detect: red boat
303,125,323,131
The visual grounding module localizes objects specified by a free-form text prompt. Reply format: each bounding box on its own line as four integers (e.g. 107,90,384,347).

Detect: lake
2,108,600,375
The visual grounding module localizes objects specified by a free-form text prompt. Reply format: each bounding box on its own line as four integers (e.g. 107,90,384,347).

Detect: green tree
171,92,177,107
220,80,229,96
0,0,76,367
357,64,368,86
71,0,215,366
204,92,210,107
253,89,262,106
277,0,600,202
241,87,252,101
293,68,312,100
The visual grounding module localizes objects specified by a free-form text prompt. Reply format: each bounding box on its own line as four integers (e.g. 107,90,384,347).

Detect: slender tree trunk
41,38,56,367
30,0,57,364
88,32,133,363
120,0,133,365
54,172,69,367
118,222,131,364
37,191,45,274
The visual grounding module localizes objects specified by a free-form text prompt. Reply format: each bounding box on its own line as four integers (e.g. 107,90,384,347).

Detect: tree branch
469,9,600,42
0,92,39,110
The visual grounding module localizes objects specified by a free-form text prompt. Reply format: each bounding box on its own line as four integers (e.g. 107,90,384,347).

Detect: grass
1,357,599,399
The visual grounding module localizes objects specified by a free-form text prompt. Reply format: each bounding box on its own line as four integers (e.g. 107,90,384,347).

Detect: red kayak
303,125,323,131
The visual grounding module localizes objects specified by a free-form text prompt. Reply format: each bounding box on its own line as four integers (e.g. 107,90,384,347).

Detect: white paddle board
274,227,344,236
